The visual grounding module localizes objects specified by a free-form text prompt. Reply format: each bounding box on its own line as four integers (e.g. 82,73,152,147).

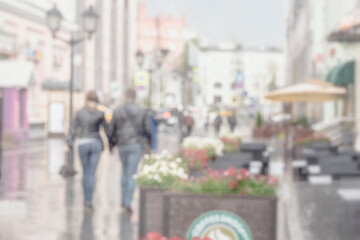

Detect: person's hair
86,90,99,103
125,88,136,101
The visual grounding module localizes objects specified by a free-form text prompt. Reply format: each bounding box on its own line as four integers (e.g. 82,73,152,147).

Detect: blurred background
1,0,360,239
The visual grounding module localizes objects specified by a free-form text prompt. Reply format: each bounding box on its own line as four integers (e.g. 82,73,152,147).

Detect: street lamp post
135,49,168,109
47,4,99,177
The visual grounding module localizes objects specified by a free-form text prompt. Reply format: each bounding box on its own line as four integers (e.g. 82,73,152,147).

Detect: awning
42,80,82,91
326,60,355,86
0,60,34,88
265,79,347,103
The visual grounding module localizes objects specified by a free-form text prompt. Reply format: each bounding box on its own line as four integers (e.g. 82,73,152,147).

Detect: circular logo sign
186,211,252,240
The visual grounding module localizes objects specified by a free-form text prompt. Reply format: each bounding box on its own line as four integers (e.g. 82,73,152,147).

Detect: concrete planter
139,187,166,237
163,192,277,240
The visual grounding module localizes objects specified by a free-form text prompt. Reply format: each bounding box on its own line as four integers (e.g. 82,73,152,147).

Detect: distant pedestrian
108,88,152,215
204,114,210,134
227,113,237,132
214,114,223,136
66,91,110,210
184,112,195,137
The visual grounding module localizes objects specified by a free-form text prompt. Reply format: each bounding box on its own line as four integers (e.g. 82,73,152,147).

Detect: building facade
188,40,285,118
286,0,360,123
0,0,136,141
136,2,186,109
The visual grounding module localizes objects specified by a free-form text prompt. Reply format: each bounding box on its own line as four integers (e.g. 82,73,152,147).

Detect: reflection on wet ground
0,139,139,240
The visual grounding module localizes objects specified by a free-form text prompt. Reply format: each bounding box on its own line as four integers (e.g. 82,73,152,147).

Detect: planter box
163,192,277,240
210,152,252,170
139,187,166,237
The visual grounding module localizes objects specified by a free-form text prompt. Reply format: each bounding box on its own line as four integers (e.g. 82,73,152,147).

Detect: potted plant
137,151,188,237
219,132,241,153
181,137,224,175
253,112,271,138
292,135,330,159
163,167,278,239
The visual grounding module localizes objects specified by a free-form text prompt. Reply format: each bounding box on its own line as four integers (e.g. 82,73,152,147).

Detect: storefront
327,8,360,140
0,61,34,142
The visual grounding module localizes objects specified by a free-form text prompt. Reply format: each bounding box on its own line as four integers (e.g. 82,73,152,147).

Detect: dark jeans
186,126,193,137
118,143,142,208
78,139,102,203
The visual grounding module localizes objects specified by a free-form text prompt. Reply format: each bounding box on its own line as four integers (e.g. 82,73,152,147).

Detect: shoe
84,202,93,211
122,206,133,216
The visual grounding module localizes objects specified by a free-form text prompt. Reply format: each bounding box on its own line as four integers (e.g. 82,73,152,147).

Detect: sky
140,0,285,49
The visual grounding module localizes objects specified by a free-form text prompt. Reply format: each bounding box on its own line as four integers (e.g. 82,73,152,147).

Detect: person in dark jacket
227,113,237,133
66,91,109,210
109,88,152,215
214,113,223,136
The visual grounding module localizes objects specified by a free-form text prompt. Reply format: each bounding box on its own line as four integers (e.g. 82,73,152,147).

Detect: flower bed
220,132,241,153
137,152,188,237
292,136,331,159
138,150,278,240
173,167,277,196
136,151,188,188
181,137,224,170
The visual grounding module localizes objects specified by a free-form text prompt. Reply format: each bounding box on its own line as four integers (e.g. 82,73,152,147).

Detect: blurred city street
2,0,360,239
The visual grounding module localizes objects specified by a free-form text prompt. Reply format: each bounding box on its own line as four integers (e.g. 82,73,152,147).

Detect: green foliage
172,175,277,197
256,112,263,128
136,174,180,189
296,115,309,127
223,143,240,153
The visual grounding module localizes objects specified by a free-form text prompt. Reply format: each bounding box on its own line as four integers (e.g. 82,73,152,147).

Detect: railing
312,117,355,146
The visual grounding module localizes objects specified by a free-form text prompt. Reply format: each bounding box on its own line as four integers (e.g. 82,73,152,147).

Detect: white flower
154,174,160,182
175,157,183,163
169,162,177,169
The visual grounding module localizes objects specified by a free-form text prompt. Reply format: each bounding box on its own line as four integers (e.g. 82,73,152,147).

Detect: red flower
203,237,213,240
147,232,162,240
229,180,238,189
169,237,181,240
192,237,202,240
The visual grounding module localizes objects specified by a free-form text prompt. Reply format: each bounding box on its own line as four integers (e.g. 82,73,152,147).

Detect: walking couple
66,88,152,215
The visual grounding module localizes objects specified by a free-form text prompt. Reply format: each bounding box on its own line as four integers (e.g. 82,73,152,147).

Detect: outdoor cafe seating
292,143,360,181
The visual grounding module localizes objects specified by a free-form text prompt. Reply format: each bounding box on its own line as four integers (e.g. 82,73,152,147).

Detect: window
214,96,222,104
214,82,222,89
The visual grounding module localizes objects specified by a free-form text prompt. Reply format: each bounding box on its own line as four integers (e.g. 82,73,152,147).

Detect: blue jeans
78,139,102,203
118,143,142,208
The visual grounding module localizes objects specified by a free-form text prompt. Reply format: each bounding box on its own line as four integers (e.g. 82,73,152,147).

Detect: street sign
134,71,149,86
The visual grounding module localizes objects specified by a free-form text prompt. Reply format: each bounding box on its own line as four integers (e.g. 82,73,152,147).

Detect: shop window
214,82,222,89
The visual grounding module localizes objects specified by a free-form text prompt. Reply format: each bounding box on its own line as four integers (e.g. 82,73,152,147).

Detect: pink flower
267,176,278,185
147,232,162,240
227,167,235,177
236,174,243,180
229,180,238,189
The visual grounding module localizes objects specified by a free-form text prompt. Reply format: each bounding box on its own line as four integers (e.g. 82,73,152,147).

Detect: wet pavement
293,179,360,240
0,128,180,240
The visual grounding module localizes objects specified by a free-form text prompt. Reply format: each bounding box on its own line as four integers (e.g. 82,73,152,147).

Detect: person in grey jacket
67,91,109,210
109,88,152,215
